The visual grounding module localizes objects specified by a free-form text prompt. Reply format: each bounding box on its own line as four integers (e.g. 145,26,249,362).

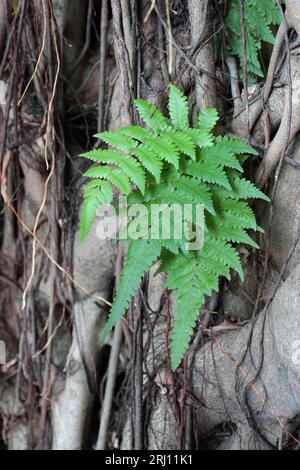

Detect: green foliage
102,240,162,341
80,84,269,370
225,0,281,79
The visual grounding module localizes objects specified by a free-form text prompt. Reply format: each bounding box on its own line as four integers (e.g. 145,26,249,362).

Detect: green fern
168,84,189,130
80,85,269,370
226,0,281,79
102,239,162,341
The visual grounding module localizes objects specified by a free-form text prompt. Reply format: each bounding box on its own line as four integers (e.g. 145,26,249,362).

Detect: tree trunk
0,0,299,451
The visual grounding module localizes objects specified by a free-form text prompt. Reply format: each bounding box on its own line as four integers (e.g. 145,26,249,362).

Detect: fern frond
80,84,269,371
164,130,196,159
134,99,169,132
228,174,270,201
80,184,112,242
174,176,213,203
201,147,243,172
168,84,189,130
145,135,180,169
118,125,151,142
81,150,146,194
223,136,258,156
197,269,219,295
94,130,137,152
184,160,231,190
248,0,281,24
198,108,219,132
202,236,244,280
199,252,231,280
162,253,204,369
109,170,131,195
226,0,281,79
174,176,215,214
84,166,131,195
188,129,214,148
171,283,204,370
221,209,257,231
132,147,163,183
101,240,162,342
208,222,259,249
170,261,218,369
166,255,198,290
160,239,183,254
171,286,204,370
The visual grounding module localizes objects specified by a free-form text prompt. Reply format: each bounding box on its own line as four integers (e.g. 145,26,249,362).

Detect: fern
134,99,169,132
225,0,281,79
80,85,269,370
168,84,189,130
101,240,162,341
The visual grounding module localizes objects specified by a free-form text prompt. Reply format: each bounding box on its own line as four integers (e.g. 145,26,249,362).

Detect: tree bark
1,0,300,451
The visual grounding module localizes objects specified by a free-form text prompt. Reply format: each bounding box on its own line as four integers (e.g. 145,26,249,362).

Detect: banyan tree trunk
0,0,299,450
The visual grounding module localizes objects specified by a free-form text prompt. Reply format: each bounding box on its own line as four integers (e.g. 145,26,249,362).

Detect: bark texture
0,0,300,451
